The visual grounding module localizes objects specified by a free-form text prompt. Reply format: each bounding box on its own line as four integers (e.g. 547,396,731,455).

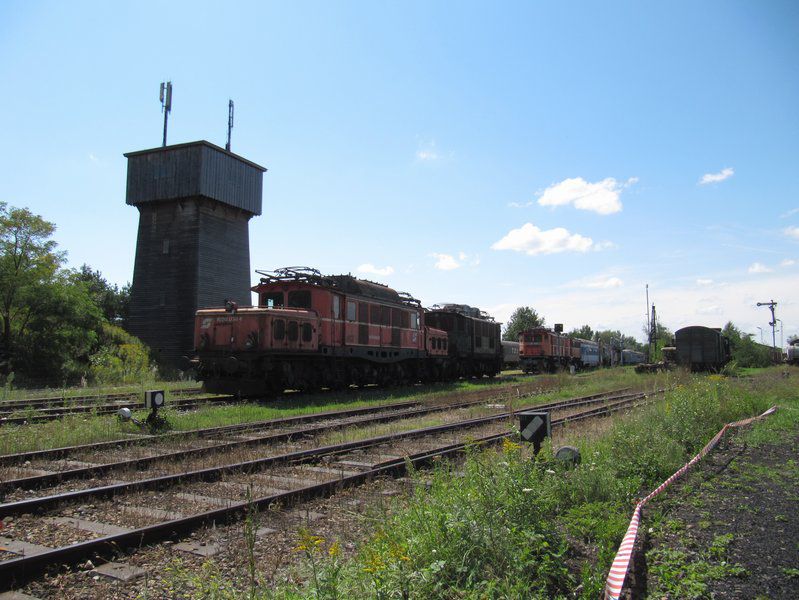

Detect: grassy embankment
0,368,649,456
157,367,797,599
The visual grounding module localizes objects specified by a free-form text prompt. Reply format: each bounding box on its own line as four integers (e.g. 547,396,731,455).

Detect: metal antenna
160,81,173,147
756,299,778,352
226,99,234,151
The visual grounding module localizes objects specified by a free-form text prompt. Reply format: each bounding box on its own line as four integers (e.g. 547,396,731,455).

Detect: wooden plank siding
125,141,265,366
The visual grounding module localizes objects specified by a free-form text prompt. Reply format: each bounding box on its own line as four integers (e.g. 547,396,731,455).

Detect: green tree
568,325,595,340
503,306,545,341
641,321,673,361
14,271,103,382
0,203,64,372
721,321,773,368
76,264,130,326
594,329,643,352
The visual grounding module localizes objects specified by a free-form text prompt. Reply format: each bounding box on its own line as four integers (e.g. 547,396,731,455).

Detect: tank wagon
674,326,731,371
501,340,520,369
193,267,502,395
424,304,503,378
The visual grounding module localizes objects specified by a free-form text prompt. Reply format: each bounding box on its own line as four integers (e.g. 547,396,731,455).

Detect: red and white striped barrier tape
604,405,777,600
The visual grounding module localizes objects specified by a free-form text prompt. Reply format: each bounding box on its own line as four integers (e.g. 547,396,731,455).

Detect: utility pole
756,300,778,354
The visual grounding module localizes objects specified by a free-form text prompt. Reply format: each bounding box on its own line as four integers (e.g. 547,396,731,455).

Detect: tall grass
0,369,648,455
262,369,796,599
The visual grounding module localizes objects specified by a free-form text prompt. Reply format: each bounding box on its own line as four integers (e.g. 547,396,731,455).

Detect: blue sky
1,1,798,344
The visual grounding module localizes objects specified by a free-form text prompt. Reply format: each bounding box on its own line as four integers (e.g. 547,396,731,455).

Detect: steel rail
0,387,203,410
0,391,654,517
0,375,536,425
0,386,629,466
0,390,656,591
0,388,634,492
0,395,237,426
0,395,510,492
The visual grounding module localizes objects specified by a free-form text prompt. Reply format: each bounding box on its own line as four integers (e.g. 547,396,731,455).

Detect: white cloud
430,251,479,270
491,223,606,255
748,262,773,274
537,176,632,215
782,259,796,267
537,177,623,214
431,253,460,271
88,153,99,163
577,276,624,289
357,263,394,276
696,278,714,286
785,226,799,240
696,305,722,315
416,140,439,162
508,201,534,208
699,167,734,185
486,271,799,343
780,208,799,219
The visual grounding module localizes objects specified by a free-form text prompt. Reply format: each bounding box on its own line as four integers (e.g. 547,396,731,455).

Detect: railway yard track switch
518,410,551,454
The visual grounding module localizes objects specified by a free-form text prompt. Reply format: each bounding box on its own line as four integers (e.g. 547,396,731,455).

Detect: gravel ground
627,429,799,599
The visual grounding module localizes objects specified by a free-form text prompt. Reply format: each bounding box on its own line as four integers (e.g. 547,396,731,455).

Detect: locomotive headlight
245,331,258,349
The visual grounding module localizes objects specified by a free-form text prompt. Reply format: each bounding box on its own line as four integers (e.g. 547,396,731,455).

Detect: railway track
0,387,660,591
0,372,533,426
0,393,235,426
0,387,203,411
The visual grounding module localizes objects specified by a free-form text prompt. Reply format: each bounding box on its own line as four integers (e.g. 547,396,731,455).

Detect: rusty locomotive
192,267,502,396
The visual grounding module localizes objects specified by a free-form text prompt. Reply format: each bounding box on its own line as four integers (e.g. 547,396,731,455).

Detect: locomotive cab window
288,290,312,309
262,292,284,308
332,296,341,318
347,300,357,321
273,319,285,341
410,312,419,330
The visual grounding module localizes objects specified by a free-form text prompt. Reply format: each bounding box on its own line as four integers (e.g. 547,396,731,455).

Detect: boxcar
424,304,503,378
674,326,731,371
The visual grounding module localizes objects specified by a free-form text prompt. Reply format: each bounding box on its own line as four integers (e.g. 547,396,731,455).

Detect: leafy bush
88,323,153,384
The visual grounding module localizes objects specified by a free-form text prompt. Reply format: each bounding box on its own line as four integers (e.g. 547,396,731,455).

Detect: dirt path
631,430,799,599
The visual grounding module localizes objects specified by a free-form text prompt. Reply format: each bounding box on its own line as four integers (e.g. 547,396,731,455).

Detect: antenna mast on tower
226,99,234,151
159,81,173,147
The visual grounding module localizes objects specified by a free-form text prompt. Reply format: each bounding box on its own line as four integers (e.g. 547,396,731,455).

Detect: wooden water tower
124,140,265,366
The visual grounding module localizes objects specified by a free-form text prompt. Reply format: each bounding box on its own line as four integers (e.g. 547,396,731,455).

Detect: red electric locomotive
193,267,449,395
518,325,579,373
